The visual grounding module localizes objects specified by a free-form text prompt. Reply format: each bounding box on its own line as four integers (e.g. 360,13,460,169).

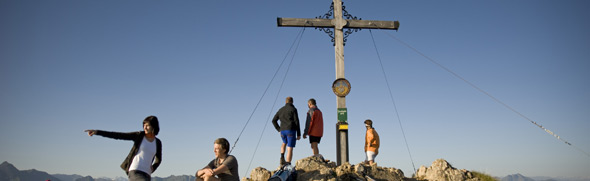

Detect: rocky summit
245,157,482,181
245,156,405,181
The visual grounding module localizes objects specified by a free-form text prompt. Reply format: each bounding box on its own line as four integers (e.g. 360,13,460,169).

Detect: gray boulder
416,159,479,181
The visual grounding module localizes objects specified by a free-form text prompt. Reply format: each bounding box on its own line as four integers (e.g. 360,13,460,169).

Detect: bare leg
286,146,293,163
280,143,287,165
311,142,319,156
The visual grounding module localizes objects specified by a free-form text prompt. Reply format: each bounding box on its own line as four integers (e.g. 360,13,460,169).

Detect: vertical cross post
333,0,349,166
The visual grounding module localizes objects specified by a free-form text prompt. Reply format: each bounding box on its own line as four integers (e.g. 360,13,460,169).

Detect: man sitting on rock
195,138,239,181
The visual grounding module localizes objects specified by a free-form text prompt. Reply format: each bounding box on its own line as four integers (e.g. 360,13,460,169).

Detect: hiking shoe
318,154,326,162
280,156,286,166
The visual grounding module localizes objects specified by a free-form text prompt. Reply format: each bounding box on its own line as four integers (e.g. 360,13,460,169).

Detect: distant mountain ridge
53,173,84,181
1,161,61,181
1,161,195,181
502,173,590,181
503,173,536,181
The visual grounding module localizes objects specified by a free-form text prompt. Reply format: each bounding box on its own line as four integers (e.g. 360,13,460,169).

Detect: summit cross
277,0,399,165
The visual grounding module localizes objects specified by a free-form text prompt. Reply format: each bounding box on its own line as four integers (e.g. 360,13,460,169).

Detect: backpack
268,164,297,181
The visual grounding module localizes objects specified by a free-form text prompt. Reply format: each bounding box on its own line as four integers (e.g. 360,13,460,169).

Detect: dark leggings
129,170,151,181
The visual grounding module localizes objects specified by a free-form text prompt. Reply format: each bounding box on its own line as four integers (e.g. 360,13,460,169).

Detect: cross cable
229,28,306,155
244,28,306,175
382,31,590,158
369,30,418,175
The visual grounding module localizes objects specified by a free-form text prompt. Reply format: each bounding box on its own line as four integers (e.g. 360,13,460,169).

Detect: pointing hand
84,130,97,136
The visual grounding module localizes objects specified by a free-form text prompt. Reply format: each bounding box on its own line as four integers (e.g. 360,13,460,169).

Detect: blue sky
1,0,589,179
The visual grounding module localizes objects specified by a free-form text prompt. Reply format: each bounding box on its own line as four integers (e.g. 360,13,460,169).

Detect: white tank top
128,137,157,174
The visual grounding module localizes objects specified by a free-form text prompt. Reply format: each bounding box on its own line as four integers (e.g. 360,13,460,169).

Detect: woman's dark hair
214,138,230,154
143,115,160,135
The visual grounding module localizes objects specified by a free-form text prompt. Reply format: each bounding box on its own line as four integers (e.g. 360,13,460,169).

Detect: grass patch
472,171,497,181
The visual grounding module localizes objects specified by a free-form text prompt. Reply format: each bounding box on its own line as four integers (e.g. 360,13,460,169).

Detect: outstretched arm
83,129,141,140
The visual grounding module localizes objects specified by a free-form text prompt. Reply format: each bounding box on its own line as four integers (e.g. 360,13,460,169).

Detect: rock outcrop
246,156,405,181
246,157,482,181
416,159,479,181
334,162,406,181
249,167,272,181
295,156,338,180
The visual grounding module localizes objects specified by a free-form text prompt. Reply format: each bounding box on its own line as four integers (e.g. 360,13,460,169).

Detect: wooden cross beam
277,17,399,30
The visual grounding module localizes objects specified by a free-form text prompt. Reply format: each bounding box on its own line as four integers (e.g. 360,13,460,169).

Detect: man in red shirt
303,98,324,160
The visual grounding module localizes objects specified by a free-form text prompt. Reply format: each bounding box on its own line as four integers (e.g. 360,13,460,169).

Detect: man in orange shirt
364,119,380,165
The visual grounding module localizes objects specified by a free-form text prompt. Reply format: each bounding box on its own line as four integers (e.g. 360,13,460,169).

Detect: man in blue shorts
272,96,301,166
